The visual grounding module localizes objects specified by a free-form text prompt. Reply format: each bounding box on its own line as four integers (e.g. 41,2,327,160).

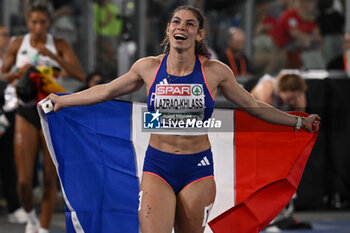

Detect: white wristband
295,116,302,131
41,100,54,114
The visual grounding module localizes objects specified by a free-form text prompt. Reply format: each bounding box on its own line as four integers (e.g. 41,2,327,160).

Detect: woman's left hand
302,114,321,133
38,46,55,59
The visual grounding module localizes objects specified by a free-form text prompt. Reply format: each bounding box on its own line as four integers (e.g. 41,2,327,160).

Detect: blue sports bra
147,54,215,129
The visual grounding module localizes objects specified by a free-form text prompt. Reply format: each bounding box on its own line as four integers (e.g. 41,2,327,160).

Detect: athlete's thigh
14,114,40,181
174,177,216,233
139,173,176,233
40,130,57,183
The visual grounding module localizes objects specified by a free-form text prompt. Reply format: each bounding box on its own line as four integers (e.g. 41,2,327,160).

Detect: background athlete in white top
0,3,85,233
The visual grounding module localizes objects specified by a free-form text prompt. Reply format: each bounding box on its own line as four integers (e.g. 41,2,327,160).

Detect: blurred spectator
327,32,350,72
219,27,254,77
317,0,345,64
76,70,105,91
93,0,123,41
317,0,344,36
268,0,293,19
93,0,123,78
254,1,276,37
269,0,322,69
251,72,307,112
253,0,288,75
204,1,245,55
48,0,81,49
0,24,27,224
1,3,85,233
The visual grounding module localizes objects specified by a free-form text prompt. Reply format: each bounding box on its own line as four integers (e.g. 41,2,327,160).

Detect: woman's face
167,9,204,53
27,11,50,37
279,90,302,106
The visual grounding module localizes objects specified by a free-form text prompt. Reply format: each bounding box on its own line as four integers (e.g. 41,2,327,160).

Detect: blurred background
0,0,350,232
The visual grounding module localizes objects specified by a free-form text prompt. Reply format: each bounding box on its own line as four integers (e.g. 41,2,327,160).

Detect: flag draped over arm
39,99,318,233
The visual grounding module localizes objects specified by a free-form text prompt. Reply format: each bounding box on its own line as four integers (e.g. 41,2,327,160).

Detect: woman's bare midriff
149,134,211,154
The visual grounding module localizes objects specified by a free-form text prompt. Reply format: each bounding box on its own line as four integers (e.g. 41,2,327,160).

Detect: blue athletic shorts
143,145,214,193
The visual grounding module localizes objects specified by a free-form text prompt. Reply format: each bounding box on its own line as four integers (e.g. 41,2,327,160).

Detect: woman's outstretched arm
214,62,320,132
42,57,150,111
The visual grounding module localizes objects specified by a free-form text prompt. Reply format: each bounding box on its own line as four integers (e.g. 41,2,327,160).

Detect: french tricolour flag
39,99,318,233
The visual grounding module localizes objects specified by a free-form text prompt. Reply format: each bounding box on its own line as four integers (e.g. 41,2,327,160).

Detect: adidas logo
197,156,210,166
159,78,169,85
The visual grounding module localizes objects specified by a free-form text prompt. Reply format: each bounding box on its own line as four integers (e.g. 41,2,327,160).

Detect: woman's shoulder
254,75,275,92
133,54,165,70
6,35,24,53
52,37,70,48
9,35,24,45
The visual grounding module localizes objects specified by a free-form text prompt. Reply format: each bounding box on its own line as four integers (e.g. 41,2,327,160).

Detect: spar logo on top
156,84,203,96
154,84,205,111
143,84,221,130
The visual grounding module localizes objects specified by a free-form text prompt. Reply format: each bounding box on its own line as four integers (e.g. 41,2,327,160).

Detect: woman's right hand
39,93,64,112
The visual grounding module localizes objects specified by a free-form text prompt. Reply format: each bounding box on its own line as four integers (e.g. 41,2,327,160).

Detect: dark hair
161,5,211,58
27,2,50,19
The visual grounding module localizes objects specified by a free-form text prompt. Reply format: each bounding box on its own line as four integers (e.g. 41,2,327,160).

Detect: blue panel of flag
45,100,139,233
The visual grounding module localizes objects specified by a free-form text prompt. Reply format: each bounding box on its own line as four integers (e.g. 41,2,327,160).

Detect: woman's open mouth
174,33,187,41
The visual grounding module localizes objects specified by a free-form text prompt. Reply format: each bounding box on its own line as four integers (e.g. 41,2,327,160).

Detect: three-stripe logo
197,156,210,166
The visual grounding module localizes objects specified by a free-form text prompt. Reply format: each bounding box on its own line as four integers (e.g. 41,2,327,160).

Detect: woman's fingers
37,94,60,112
309,114,321,132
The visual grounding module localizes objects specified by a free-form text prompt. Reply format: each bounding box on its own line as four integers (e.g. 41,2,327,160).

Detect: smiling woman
161,5,211,59
42,4,320,233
